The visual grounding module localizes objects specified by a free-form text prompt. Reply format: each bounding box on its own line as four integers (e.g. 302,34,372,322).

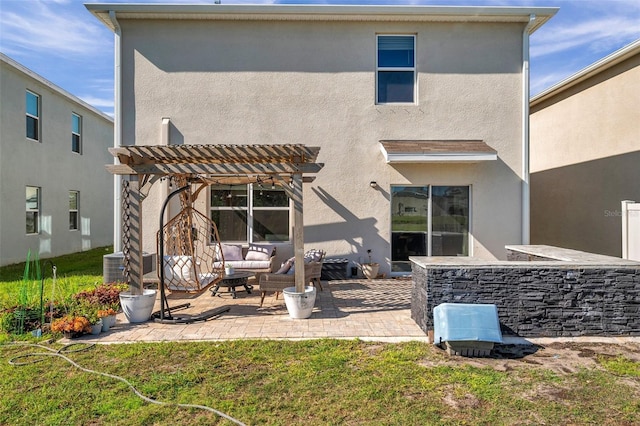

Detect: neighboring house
87,4,556,276
0,53,114,267
530,39,640,258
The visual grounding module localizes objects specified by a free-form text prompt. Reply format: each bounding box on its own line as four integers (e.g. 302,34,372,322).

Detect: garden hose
5,342,246,426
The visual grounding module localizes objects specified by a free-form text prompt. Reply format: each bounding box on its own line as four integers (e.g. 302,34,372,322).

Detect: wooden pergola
107,144,323,295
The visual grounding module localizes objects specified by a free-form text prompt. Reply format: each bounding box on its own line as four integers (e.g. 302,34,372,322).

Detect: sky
1,0,639,118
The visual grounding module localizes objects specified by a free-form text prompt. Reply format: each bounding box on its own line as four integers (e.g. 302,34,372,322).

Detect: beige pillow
245,244,275,261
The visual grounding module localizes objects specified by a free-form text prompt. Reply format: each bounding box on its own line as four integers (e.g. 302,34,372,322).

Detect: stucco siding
119,18,526,270
0,57,114,266
530,51,640,257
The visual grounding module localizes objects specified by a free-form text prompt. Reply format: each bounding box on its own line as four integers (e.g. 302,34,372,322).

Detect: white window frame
26,186,40,235
376,34,417,105
26,90,40,141
69,190,79,231
250,183,291,243
210,183,291,244
72,113,82,154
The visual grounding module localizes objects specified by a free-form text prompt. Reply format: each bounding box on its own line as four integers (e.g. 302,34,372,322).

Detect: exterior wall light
370,181,378,188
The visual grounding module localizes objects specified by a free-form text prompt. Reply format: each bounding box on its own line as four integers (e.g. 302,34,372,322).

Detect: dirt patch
441,385,482,409
421,341,640,376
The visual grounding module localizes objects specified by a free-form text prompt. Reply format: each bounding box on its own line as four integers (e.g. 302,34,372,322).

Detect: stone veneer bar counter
411,245,640,338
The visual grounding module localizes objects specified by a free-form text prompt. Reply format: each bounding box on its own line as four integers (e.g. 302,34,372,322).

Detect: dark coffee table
210,272,254,299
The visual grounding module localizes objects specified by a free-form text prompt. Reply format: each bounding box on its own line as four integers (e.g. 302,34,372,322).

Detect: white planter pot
283,286,317,319
361,263,379,280
119,289,157,323
90,319,102,335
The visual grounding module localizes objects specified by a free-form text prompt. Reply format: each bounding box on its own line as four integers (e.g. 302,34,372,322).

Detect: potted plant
76,300,102,335
97,307,117,332
360,249,379,280
51,315,90,338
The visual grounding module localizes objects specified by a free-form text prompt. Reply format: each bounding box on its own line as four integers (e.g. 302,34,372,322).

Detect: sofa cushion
220,243,243,261
213,260,272,270
245,243,276,261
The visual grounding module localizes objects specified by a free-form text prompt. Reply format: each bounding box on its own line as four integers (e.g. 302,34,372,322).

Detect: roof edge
0,53,113,122
531,38,640,107
85,4,557,33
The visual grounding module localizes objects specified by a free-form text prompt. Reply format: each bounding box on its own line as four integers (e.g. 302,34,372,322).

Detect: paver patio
76,279,428,344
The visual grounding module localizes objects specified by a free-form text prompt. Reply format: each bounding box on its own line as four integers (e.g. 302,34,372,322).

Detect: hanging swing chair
153,178,229,323
159,205,223,292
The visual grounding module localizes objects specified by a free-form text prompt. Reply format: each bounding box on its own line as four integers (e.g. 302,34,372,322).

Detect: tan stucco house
530,39,640,257
0,54,114,266
87,4,557,276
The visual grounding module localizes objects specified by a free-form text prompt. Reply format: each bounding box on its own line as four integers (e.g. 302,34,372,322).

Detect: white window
26,91,40,141
26,186,40,234
376,35,416,104
72,113,82,153
69,191,79,230
210,183,290,243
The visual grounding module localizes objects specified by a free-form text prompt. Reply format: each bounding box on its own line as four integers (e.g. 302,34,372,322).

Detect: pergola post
292,172,305,293
121,176,144,295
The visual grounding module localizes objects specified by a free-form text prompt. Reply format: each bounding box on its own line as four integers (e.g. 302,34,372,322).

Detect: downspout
521,14,536,245
109,11,122,252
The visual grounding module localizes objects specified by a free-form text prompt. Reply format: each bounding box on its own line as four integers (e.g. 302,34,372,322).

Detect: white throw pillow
245,243,275,261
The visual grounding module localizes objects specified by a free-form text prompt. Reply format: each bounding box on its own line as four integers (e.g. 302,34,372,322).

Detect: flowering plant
51,315,91,334
97,308,117,318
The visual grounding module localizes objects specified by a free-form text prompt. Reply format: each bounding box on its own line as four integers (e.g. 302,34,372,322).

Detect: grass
0,340,638,425
1,248,638,424
0,246,112,311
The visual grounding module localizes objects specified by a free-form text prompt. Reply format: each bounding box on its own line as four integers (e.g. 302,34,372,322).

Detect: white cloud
532,16,640,58
79,94,113,109
0,1,110,58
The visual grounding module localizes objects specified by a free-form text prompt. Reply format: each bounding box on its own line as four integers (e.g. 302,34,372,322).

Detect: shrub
73,282,127,311
51,315,90,334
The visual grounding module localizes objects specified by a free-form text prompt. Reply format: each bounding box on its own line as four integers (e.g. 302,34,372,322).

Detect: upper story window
210,183,290,243
72,113,82,153
69,191,79,230
26,90,40,141
26,186,40,234
376,35,416,104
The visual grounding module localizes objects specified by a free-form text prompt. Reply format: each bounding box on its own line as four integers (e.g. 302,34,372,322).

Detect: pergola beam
106,162,323,176
109,144,321,164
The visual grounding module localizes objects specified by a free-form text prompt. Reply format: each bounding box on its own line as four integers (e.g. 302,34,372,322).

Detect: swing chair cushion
163,255,218,291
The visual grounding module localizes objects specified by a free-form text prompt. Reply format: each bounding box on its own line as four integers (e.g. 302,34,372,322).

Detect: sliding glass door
391,186,429,272
391,185,469,273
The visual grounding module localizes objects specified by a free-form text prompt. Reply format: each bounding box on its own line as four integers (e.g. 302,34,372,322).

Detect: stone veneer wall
411,262,640,337
506,251,558,262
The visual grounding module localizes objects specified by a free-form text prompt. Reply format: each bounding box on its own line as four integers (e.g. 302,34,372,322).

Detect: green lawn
1,339,638,425
1,249,638,425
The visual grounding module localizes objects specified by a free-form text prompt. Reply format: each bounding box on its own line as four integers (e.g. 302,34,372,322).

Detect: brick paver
76,279,428,344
